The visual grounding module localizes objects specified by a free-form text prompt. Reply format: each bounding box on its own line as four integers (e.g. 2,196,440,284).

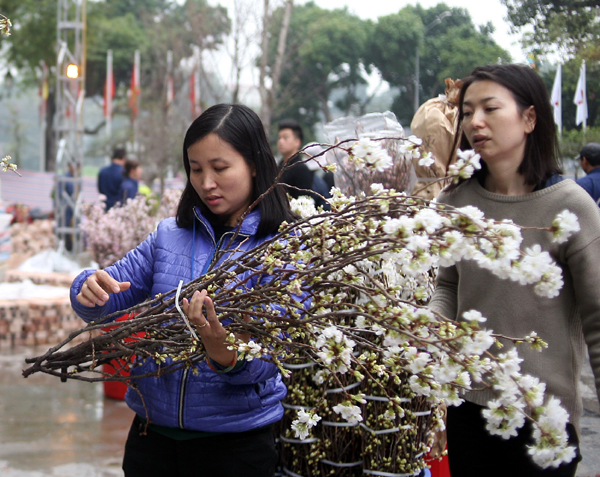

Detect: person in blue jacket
70,104,298,477
117,158,142,204
98,147,126,210
576,142,600,204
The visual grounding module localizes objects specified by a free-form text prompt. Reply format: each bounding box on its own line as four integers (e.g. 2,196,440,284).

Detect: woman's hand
76,270,131,307
182,289,249,367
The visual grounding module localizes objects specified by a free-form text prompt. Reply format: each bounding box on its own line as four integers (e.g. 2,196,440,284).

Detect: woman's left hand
182,289,246,367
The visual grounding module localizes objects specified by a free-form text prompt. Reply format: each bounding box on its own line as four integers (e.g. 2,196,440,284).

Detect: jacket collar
193,206,262,238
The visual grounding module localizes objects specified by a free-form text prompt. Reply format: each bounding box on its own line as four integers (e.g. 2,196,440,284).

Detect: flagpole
132,49,140,153
39,61,49,171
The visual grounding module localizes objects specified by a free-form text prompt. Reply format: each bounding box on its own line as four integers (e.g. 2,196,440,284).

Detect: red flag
128,50,141,120
103,50,115,119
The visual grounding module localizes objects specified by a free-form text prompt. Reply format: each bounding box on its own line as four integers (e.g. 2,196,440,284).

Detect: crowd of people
70,63,600,477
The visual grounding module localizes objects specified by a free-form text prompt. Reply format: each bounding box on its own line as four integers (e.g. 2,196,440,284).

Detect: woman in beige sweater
429,64,600,476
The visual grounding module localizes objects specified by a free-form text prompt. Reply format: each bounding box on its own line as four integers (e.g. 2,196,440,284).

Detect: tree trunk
259,0,293,136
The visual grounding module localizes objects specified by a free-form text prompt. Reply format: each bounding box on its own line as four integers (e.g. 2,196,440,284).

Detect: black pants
447,400,581,477
122,416,278,477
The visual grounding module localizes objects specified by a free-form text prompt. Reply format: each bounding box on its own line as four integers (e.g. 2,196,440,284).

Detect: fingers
182,290,236,368
185,290,209,328
203,295,219,326
184,290,223,334
75,270,131,307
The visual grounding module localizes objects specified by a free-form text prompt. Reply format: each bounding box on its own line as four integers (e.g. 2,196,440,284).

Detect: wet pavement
0,345,599,476
1,346,133,476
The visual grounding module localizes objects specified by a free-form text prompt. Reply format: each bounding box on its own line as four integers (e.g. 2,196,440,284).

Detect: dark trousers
447,400,581,477
122,416,278,477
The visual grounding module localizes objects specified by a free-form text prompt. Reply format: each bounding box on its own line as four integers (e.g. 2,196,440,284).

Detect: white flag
574,61,587,127
550,64,561,130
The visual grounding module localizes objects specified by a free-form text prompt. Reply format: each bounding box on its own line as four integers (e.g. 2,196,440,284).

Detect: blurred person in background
98,147,126,210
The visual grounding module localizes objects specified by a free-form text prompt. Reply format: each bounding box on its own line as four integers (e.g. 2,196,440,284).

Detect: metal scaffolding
54,0,86,255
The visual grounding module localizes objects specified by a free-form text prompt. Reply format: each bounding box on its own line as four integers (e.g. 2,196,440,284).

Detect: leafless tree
258,0,293,136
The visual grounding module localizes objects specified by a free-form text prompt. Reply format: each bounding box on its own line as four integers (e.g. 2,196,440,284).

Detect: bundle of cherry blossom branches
24,135,582,470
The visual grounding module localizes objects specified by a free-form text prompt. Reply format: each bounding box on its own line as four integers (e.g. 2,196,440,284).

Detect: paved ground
0,346,598,476
0,346,132,476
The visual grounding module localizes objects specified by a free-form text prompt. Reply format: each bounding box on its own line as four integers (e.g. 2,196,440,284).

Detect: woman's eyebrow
463,96,499,107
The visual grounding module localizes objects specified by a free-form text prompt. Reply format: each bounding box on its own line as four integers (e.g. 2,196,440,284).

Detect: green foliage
367,4,511,125
501,0,600,56
0,0,57,82
559,127,600,160
502,2,600,128
0,0,230,95
269,2,372,137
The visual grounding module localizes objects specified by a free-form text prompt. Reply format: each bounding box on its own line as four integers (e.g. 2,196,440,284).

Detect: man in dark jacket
98,147,126,210
576,142,600,205
277,120,329,208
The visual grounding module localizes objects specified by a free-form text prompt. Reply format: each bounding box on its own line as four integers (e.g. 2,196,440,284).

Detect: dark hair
278,119,304,143
123,158,140,178
112,147,126,160
177,103,296,236
580,143,600,167
449,64,562,190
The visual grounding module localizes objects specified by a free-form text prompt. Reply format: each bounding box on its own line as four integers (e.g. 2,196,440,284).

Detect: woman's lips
472,136,489,148
205,196,222,206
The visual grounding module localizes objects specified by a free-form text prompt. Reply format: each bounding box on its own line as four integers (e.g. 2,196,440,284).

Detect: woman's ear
524,106,537,134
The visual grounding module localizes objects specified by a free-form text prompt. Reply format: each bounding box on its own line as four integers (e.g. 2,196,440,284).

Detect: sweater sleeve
428,264,459,321
70,231,157,323
428,188,460,321
565,218,600,404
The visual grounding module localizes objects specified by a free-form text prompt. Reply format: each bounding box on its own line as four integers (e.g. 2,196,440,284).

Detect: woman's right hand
76,270,131,307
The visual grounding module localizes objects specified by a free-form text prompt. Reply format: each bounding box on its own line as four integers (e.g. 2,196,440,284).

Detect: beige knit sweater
429,178,600,435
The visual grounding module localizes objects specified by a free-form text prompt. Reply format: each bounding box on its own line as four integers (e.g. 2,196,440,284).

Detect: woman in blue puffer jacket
70,104,298,477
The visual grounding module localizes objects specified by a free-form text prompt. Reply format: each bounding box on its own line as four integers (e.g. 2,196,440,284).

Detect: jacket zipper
177,216,249,429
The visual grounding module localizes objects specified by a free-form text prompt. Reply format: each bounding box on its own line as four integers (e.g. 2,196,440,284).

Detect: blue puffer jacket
70,208,287,433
